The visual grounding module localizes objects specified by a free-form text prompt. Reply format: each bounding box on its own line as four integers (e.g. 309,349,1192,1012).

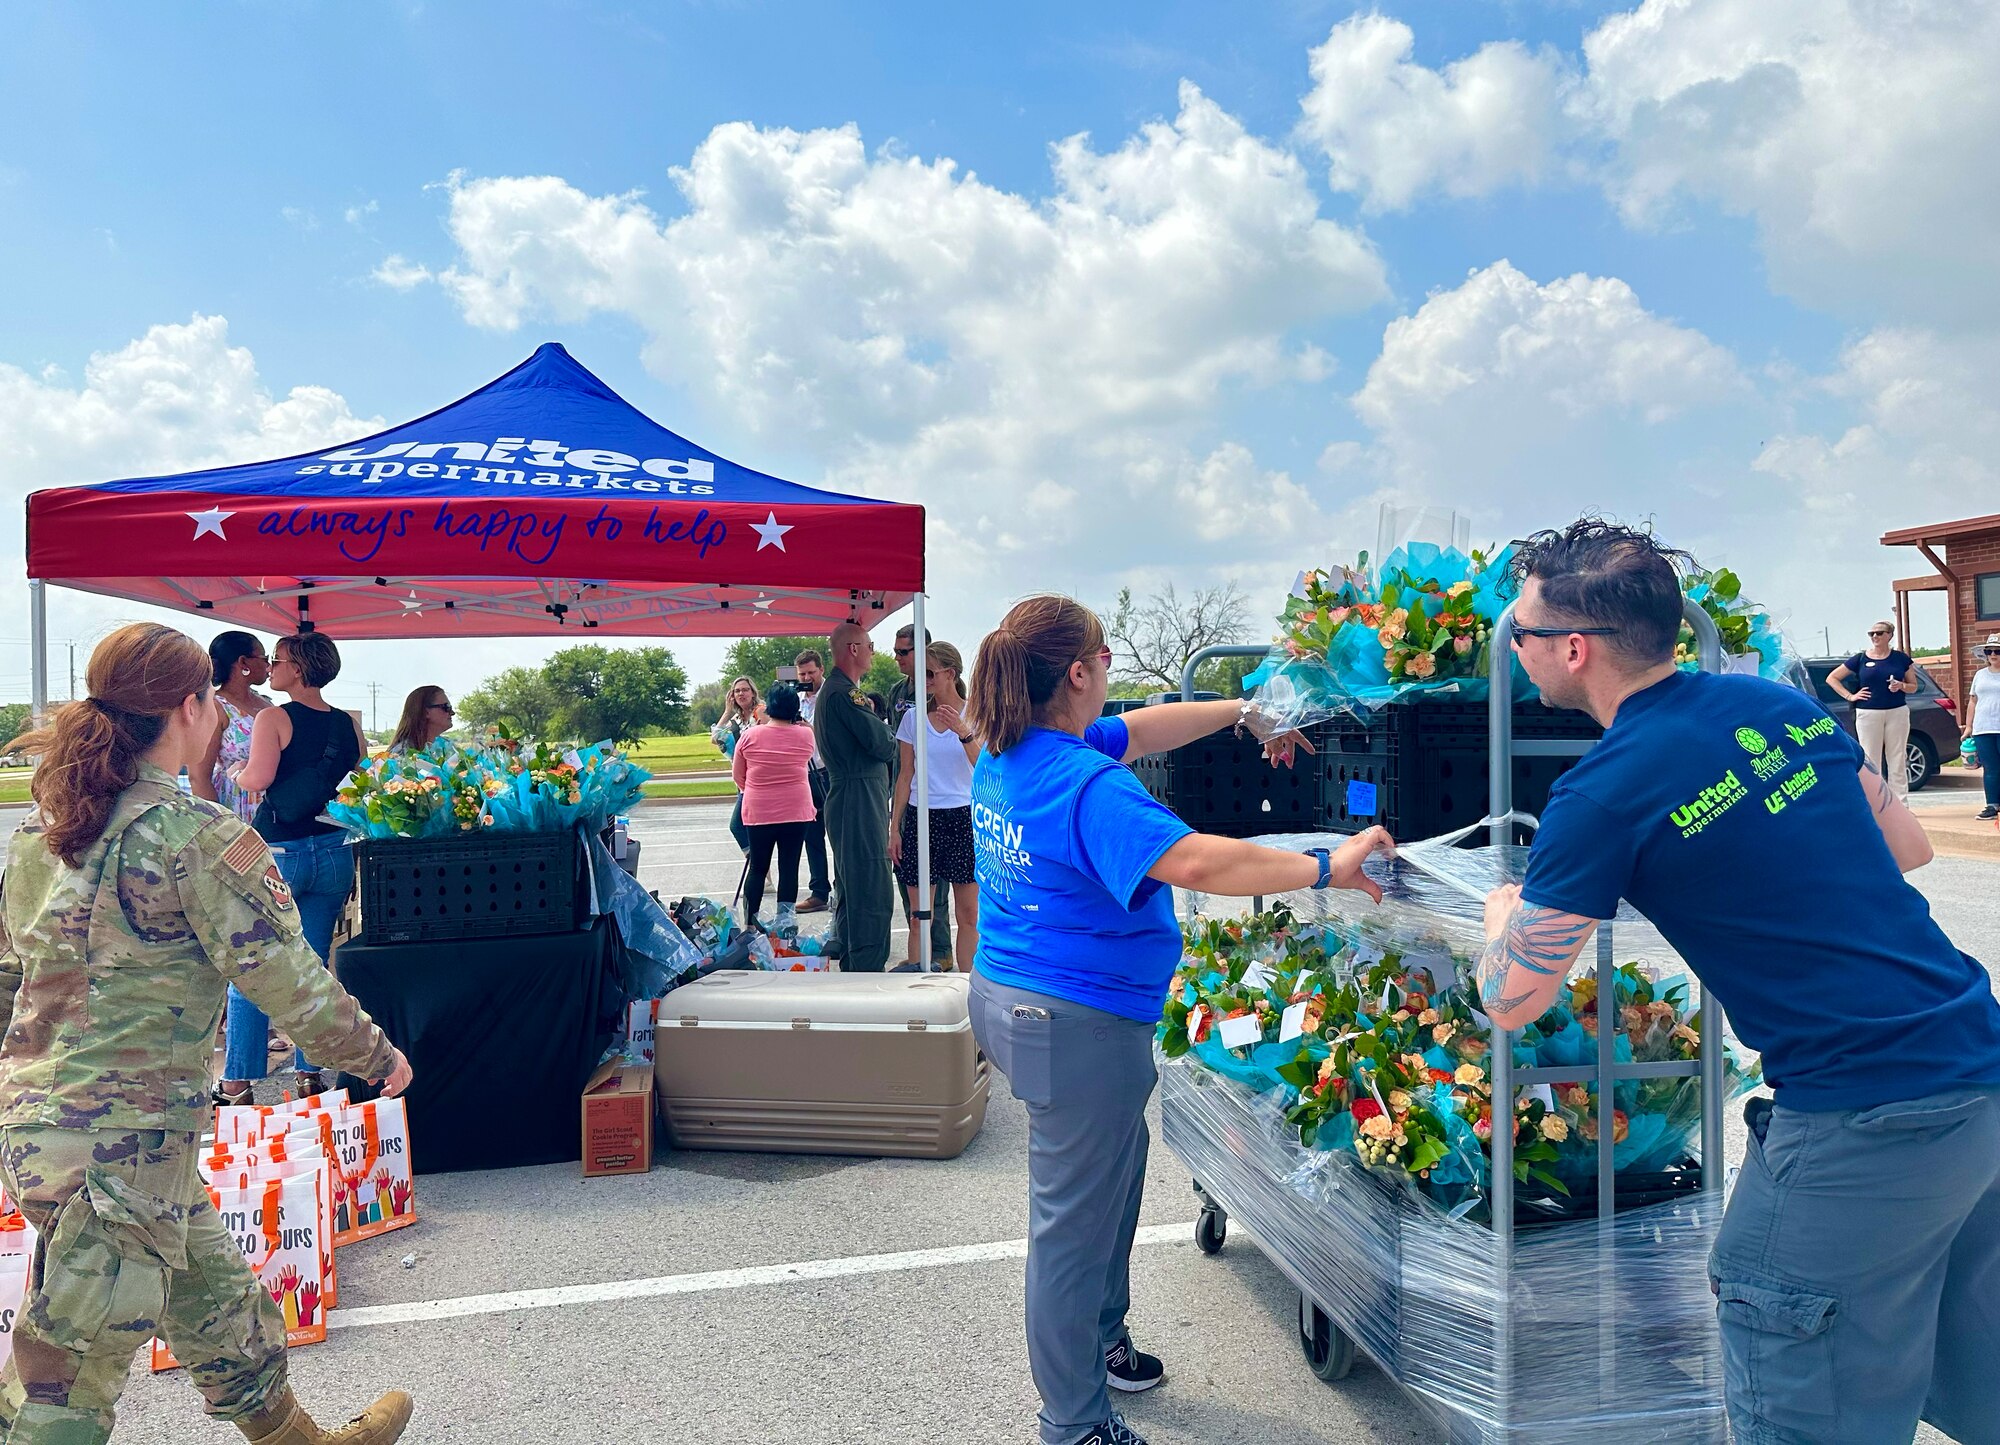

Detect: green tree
544,645,689,744
0,703,32,752
862,653,904,700
688,680,728,732
1107,581,1254,695
718,636,826,690
460,666,562,738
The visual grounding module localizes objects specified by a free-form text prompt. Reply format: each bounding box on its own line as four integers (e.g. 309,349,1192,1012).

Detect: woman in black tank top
223,632,367,1100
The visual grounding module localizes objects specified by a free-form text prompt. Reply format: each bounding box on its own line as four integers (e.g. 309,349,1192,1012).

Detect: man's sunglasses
1510,624,1619,646
893,646,914,657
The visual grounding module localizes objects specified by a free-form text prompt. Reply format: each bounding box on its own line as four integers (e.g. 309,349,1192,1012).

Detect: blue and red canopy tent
25,342,945,955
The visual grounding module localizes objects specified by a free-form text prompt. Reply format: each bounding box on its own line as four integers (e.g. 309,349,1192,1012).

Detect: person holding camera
223,631,367,1101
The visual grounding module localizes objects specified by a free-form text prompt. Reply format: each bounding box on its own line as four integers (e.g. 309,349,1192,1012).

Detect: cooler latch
906,1019,929,1032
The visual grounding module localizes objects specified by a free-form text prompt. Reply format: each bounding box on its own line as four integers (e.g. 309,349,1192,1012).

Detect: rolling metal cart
1167,601,1736,1442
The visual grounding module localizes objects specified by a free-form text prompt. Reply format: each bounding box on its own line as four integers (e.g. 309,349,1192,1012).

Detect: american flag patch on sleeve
220,829,267,876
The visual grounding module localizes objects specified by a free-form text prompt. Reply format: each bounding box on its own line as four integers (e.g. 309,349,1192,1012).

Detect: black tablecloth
334,918,621,1174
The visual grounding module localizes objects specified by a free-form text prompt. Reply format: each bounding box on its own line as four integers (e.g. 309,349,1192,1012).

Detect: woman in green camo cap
0,622,414,1445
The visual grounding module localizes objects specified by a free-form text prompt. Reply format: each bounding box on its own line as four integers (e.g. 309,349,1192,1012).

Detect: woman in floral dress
192,630,272,821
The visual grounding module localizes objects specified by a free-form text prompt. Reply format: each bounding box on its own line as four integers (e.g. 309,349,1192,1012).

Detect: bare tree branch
1106,581,1252,693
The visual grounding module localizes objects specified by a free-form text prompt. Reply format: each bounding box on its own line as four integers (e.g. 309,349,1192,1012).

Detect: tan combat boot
239,1388,415,1445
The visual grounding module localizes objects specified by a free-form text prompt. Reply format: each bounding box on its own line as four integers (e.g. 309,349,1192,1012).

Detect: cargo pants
0,1126,288,1443
1711,1090,2000,1445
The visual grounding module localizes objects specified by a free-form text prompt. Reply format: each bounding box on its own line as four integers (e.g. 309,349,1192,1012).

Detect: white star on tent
399,592,424,613
752,593,775,611
751,511,792,552
187,506,234,541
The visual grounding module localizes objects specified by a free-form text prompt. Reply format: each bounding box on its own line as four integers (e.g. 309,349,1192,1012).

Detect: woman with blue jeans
1966,634,2000,820
223,630,366,1102
963,595,1392,1445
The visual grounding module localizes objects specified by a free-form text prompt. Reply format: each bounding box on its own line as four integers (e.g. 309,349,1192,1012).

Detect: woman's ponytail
11,623,212,866
966,596,1106,757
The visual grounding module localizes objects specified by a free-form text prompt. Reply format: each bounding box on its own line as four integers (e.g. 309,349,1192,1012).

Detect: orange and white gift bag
326,1097,417,1244
152,1170,329,1371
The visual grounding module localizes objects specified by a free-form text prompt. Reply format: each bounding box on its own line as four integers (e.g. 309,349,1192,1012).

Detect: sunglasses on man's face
1509,623,1619,648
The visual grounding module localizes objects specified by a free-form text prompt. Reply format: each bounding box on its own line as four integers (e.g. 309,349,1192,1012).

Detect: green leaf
1408,1137,1447,1173
1528,1167,1570,1196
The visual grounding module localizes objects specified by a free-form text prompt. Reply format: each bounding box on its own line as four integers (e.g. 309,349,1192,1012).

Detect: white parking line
329,1222,1193,1331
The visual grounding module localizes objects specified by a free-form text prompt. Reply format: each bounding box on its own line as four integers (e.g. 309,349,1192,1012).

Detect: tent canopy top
27,343,922,638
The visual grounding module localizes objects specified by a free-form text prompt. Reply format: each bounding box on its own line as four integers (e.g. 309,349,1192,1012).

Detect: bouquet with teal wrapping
1679,565,1810,690
329,740,504,838
330,733,650,838
1164,834,1763,1219
1239,543,1524,735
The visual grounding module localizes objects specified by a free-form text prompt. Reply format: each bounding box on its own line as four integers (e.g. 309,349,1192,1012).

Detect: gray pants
970,974,1157,1445
1711,1089,2000,1444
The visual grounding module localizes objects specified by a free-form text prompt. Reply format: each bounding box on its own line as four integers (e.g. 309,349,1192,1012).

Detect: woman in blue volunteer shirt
964,594,1391,1445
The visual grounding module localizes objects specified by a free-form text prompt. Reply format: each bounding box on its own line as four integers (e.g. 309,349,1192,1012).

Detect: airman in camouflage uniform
0,764,408,1443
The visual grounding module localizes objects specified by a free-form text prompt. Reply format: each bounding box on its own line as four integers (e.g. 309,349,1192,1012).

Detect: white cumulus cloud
1299,13,1569,211
383,83,1390,614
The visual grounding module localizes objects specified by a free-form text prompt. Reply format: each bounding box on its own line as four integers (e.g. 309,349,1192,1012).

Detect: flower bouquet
1157,838,1761,1219
1679,566,1810,689
330,734,650,839
1239,542,1520,737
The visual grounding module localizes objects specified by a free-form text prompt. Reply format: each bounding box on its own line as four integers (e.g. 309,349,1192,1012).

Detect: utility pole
367,682,383,732
67,642,75,703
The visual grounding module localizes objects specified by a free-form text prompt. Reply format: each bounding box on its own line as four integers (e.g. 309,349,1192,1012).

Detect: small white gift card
1218,1013,1263,1050
1279,1000,1310,1043
1526,1084,1555,1110
1186,1005,1207,1040
1240,961,1274,992
354,1179,377,1208
1290,570,1312,599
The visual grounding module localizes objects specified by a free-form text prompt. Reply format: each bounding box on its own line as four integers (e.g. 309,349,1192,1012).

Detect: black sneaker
1075,1415,1150,1445
1980,806,1998,820
1105,1337,1165,1394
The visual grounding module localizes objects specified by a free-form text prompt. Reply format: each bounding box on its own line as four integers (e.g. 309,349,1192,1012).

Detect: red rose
1351,1098,1385,1122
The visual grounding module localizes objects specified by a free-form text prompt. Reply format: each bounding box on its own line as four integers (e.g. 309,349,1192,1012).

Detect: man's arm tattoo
1477,903,1595,1018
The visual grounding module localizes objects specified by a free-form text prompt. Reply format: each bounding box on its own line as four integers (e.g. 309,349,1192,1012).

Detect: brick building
1881,512,2000,708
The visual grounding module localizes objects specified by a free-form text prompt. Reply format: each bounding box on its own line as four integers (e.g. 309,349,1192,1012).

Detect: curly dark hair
1509,517,1691,665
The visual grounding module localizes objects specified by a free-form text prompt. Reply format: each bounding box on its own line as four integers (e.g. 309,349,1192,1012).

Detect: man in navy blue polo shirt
1473,518,2000,1445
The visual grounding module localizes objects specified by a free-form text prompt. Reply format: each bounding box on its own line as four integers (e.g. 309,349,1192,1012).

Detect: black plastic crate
1317,699,1602,841
355,830,583,945
1131,724,1329,838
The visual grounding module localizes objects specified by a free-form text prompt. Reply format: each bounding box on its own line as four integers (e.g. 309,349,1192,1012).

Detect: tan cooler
652,970,989,1160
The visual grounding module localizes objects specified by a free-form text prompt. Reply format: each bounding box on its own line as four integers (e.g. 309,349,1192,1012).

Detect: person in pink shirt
731,683,819,933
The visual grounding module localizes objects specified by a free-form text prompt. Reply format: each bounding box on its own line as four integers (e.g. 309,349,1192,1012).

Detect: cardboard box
581,1060,653,1177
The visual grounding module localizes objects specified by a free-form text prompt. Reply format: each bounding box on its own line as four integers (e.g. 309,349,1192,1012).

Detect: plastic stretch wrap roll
1162,1059,1729,1442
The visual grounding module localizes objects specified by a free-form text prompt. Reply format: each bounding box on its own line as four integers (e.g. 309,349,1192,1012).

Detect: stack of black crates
352,830,585,945
1130,698,1602,841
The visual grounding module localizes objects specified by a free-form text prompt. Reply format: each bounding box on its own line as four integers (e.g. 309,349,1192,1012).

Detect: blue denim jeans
222,830,352,1080
1710,1089,2000,1444
1975,732,2000,808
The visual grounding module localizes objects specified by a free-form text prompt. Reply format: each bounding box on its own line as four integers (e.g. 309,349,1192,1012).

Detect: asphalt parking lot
5,800,1986,1443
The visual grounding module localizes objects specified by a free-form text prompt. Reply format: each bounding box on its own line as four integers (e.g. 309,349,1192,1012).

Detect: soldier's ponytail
967,596,1106,756
12,623,213,866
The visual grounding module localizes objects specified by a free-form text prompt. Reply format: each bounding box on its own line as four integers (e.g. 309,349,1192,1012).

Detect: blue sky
4,0,1994,714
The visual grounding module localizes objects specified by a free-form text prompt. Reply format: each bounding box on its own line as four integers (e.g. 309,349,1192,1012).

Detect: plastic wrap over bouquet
1239,543,1524,737
330,733,650,839
1158,835,1758,1224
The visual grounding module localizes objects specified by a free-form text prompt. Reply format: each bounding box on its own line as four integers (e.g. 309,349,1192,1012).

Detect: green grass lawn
627,732,732,775
641,778,737,799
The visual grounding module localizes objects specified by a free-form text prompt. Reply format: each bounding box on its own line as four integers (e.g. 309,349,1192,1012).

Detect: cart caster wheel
1299,1295,1356,1383
1194,1207,1226,1255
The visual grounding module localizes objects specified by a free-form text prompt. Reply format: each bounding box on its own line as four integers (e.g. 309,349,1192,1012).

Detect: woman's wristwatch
1303,847,1332,890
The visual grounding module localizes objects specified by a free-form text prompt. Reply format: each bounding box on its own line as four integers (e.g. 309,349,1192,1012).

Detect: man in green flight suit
814,622,899,972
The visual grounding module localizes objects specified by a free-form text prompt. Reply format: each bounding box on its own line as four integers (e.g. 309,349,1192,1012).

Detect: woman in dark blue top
963,594,1389,1445
1828,619,1919,801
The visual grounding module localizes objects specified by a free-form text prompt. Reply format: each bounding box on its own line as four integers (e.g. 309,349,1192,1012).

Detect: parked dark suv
1803,658,1962,791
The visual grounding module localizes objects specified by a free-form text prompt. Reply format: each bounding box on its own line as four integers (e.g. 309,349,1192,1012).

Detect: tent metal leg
29,579,48,724
912,592,933,971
